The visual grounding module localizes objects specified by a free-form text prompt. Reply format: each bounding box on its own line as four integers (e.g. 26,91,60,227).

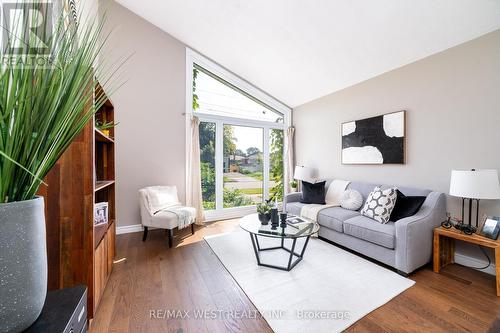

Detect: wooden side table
433,226,500,296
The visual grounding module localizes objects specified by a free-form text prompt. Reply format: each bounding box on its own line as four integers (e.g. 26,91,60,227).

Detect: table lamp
449,169,500,233
294,166,315,183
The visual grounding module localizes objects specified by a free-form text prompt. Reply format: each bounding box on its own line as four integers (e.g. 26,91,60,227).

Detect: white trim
185,47,291,221
215,119,224,210
185,49,193,200
263,127,270,201
196,113,285,130
454,252,496,276
204,205,258,222
116,224,143,235
204,203,284,222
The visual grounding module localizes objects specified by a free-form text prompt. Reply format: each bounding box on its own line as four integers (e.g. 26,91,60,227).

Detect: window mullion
263,127,270,202
215,121,224,210
196,112,285,130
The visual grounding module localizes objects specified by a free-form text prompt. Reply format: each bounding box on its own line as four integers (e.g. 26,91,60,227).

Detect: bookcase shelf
95,128,114,143
94,180,115,192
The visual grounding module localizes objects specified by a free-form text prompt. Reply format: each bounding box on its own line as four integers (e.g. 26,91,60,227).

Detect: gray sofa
284,180,446,275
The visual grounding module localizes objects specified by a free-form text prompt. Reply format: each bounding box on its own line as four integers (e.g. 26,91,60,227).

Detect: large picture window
187,50,290,219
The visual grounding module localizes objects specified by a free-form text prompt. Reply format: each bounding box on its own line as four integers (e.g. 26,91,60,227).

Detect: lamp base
453,222,477,235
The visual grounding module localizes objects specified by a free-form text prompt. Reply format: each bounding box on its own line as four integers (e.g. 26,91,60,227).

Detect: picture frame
479,216,500,240
94,202,109,226
341,110,406,165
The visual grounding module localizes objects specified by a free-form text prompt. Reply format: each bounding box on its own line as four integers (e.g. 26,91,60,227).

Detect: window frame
185,48,291,221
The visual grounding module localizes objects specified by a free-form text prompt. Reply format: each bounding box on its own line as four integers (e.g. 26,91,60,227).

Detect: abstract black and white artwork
342,111,406,164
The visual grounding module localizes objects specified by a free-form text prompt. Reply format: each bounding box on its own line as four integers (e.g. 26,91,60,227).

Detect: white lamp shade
294,166,315,183
449,169,500,199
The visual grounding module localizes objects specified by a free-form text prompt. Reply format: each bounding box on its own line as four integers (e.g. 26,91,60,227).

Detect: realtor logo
1,1,54,67
2,1,53,54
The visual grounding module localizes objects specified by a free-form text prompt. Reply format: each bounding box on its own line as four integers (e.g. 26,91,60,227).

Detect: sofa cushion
286,202,307,216
360,187,398,224
389,189,427,222
301,181,326,204
380,185,431,197
340,189,363,211
343,215,396,249
317,207,360,232
346,181,379,202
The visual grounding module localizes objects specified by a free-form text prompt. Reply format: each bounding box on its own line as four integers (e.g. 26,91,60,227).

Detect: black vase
258,213,271,225
280,212,288,228
270,208,279,228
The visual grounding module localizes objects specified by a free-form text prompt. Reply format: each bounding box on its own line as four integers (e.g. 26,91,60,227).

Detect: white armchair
139,186,196,248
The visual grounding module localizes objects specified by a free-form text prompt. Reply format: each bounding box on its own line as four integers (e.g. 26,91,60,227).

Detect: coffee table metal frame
248,226,313,271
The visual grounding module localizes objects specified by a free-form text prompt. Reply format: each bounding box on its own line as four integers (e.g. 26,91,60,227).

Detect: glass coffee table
239,213,320,271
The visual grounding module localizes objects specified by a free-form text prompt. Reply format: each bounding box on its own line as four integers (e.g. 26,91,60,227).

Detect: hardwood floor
90,219,500,333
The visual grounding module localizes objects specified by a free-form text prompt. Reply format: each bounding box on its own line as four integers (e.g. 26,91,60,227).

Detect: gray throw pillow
340,190,363,211
361,186,398,224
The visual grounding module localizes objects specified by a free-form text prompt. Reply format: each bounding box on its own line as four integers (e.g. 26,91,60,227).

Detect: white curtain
285,126,295,194
187,116,205,224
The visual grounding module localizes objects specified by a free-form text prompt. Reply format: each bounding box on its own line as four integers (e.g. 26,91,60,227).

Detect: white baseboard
116,224,143,235
204,206,254,222
454,253,496,275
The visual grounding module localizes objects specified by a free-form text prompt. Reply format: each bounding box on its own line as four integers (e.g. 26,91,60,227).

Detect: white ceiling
115,0,500,108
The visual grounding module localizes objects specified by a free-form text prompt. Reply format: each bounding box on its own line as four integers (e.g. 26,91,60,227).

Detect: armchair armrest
395,191,446,274
284,192,302,210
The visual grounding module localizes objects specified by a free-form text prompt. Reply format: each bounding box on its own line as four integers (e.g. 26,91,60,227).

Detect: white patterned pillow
361,187,398,224
340,190,363,211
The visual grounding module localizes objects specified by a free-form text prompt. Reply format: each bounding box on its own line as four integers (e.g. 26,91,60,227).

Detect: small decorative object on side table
433,226,500,296
480,216,500,240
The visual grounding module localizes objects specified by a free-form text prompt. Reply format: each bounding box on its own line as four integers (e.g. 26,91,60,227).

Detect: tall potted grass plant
0,3,120,331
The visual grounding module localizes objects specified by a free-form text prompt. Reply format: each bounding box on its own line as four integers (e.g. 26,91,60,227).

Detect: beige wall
100,1,187,228
294,30,500,268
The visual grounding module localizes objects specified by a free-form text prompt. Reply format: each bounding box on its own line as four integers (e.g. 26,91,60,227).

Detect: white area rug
205,230,415,333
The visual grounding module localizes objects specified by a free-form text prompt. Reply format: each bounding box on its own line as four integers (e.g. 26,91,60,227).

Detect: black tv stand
23,285,87,333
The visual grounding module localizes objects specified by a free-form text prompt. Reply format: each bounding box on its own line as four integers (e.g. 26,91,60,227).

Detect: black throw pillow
390,189,427,222
300,181,326,204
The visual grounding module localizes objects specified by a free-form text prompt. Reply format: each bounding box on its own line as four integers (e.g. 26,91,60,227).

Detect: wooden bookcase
92,84,116,310
40,82,116,318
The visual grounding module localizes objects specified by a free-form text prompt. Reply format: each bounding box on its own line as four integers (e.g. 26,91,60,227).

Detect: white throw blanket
161,205,196,229
300,180,351,221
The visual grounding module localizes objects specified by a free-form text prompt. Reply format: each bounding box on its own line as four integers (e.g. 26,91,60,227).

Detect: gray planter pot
0,197,47,333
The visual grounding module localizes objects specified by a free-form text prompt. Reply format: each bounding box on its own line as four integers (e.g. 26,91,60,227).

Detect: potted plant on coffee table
257,201,273,225
0,5,121,332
